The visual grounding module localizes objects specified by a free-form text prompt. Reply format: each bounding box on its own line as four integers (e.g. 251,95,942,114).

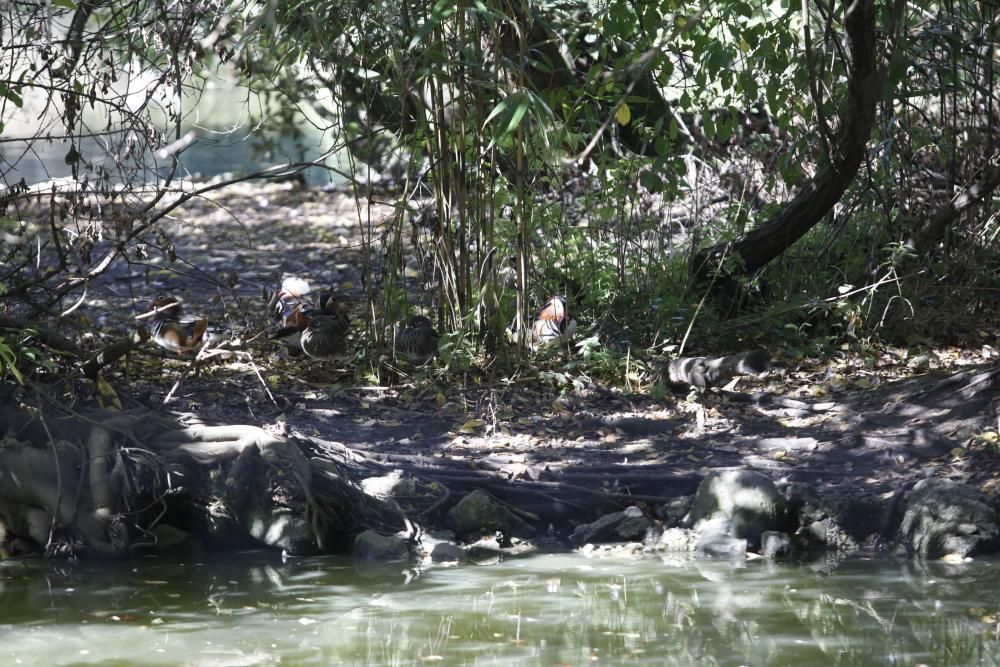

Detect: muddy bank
318,363,1000,564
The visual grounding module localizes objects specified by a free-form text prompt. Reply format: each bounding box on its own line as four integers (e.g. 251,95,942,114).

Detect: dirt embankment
4,182,998,561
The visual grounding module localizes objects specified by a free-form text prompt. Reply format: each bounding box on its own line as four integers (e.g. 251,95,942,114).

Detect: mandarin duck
148,295,209,355
300,310,351,361
530,295,577,350
394,315,438,363
272,276,313,347
271,305,309,352
276,276,312,303
271,279,348,353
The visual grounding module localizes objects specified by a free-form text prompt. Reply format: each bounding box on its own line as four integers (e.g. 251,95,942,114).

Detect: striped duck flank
149,295,208,355
394,315,438,363
300,310,351,361
270,308,308,350
530,295,577,350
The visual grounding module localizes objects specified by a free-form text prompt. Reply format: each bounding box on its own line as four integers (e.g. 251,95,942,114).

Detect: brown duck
394,315,438,363
148,295,208,355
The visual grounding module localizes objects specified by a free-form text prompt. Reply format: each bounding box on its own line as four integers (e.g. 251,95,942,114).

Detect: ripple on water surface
1,552,998,666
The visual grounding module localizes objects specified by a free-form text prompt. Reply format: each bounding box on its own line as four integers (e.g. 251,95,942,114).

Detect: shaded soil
78,181,1000,536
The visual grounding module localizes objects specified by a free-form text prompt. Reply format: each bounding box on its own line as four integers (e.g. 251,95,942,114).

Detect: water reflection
1,553,998,666
2,69,342,189
2,132,330,190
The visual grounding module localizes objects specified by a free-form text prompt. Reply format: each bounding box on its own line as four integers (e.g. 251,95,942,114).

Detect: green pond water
1,551,998,666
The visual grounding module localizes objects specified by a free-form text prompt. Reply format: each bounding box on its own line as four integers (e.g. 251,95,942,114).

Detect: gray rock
244,507,317,555
570,506,651,545
900,478,1000,559
430,542,467,563
685,469,787,548
760,531,793,558
694,515,734,539
353,529,410,561
579,542,645,558
657,527,698,552
802,517,859,553
695,534,748,559
785,482,884,554
360,470,416,500
657,496,693,527
446,489,535,540
464,536,504,564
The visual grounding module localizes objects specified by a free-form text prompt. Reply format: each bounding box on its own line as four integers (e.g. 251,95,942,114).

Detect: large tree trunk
692,0,883,278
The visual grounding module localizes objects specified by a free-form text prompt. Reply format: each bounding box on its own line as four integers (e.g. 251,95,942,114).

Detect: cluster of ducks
270,277,441,363
143,277,578,362
269,278,353,361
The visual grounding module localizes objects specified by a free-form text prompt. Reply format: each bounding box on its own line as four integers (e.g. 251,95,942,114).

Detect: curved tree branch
56,0,99,78
692,0,888,278
911,154,1000,253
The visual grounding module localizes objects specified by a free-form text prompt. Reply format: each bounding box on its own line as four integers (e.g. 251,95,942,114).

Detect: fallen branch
81,327,150,380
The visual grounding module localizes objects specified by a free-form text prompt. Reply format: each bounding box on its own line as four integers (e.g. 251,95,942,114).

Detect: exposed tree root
2,360,1000,560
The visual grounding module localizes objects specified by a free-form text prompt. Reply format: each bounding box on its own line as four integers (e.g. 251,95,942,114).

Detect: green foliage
0,282,19,384
3,0,999,391
0,336,23,384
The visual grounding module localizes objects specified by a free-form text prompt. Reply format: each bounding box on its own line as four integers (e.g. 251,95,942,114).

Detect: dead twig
81,327,150,380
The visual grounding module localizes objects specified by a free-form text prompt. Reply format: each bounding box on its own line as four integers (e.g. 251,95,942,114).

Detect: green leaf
52,0,76,8
716,113,733,143
702,114,715,140
0,338,23,384
720,69,733,92
0,83,23,108
504,97,530,134
615,102,631,125
407,0,457,50
741,73,758,102
654,136,669,156
484,92,531,150
765,77,782,116
483,93,516,126
639,170,663,192
641,5,661,32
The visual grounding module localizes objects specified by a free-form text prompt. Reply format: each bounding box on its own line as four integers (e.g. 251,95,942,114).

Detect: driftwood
663,350,770,389
0,393,365,557
80,327,149,380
